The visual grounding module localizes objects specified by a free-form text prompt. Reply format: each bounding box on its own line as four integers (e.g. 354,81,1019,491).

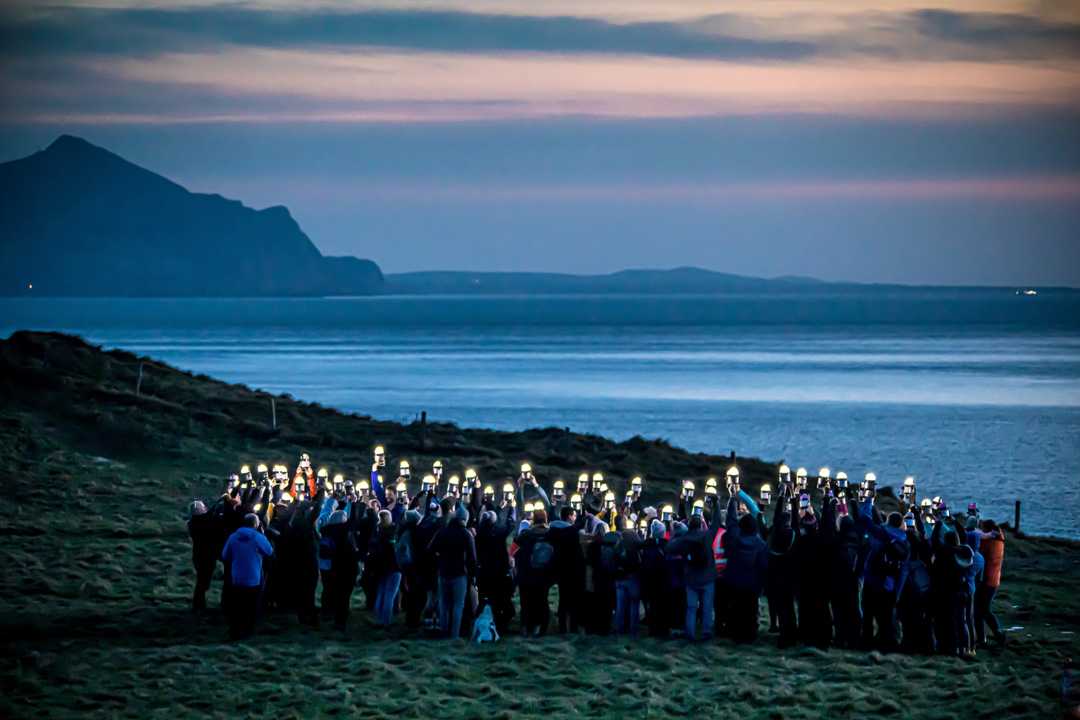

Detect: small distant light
28,283,33,290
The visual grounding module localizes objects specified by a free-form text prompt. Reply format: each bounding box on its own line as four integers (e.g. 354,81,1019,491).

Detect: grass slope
0,331,1077,719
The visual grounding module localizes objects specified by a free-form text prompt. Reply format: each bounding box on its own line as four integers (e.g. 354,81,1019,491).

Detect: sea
3,290,1079,538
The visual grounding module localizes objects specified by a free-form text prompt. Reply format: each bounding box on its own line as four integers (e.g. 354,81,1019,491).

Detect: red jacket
979,531,1005,588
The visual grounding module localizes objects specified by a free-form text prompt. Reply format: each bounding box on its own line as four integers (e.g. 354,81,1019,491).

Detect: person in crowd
188,500,224,613
370,510,403,627
829,498,863,650
899,505,935,654
613,521,644,636
399,492,434,629
664,520,689,637
427,503,478,639
640,519,670,638
975,519,1006,648
552,505,585,634
289,497,321,628
666,510,723,642
321,508,360,632
220,513,273,640
766,486,798,648
792,492,832,649
856,495,910,653
476,504,517,635
515,508,558,637
722,491,769,644
316,495,343,618
932,524,976,658
960,524,985,657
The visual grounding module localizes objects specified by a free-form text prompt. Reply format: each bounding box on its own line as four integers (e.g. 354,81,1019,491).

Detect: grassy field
1,331,1078,719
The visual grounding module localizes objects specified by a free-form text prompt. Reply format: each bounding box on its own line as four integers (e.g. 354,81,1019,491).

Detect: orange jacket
979,531,1005,588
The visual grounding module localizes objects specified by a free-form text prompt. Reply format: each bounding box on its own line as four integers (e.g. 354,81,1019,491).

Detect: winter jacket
721,495,768,595
856,499,910,597
427,520,478,580
221,527,274,588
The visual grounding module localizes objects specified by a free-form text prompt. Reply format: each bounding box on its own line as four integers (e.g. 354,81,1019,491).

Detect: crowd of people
188,450,1007,659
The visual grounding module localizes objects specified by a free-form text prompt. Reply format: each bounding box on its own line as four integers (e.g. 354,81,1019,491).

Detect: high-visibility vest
712,527,727,575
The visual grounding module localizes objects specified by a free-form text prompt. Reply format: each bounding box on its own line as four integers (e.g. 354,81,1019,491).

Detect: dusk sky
2,1,1079,284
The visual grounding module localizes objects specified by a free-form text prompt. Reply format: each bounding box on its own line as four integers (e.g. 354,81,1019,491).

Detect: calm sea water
3,292,1079,537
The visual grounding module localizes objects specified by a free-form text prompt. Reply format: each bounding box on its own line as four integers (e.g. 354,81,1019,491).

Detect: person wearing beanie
426,501,478,639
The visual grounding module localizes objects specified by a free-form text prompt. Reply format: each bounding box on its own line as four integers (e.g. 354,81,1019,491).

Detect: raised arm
821,497,837,540
736,489,761,518
533,484,550,508
371,468,387,506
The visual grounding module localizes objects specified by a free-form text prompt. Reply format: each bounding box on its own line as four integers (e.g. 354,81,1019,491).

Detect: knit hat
644,506,657,520
455,504,469,525
672,521,688,537
650,519,665,541
518,519,531,534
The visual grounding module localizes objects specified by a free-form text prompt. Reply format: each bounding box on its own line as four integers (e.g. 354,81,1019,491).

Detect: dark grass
1,331,1078,719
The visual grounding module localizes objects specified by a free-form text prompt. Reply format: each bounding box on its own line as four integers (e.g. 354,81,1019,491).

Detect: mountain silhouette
0,135,383,296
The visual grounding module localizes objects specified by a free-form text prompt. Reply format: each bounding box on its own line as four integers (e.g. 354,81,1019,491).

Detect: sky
1,1,1079,285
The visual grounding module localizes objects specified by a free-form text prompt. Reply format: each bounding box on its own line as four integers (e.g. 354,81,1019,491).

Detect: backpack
906,558,932,598
395,530,413,569
871,537,908,589
598,532,622,575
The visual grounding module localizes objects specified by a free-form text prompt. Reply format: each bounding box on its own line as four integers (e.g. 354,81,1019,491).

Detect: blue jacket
221,527,274,588
856,499,909,597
